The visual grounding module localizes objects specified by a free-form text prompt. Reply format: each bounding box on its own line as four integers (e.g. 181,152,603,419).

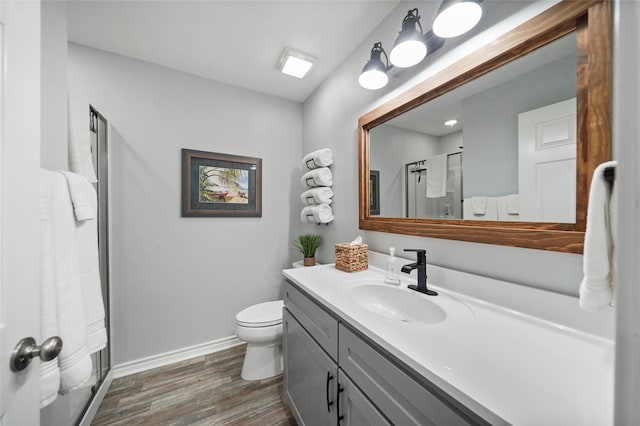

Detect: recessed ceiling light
444,119,458,126
277,48,315,79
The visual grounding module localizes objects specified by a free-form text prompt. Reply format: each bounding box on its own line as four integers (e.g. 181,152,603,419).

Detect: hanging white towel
301,187,333,205
426,154,447,198
67,91,97,183
59,171,96,221
60,172,107,354
496,194,519,221
301,204,334,224
505,194,519,215
46,171,93,394
302,148,333,170
463,197,498,220
39,170,61,408
471,196,488,214
301,167,333,188
579,161,617,311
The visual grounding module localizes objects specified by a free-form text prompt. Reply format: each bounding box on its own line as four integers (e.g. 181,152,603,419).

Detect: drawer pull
337,383,345,424
326,372,334,412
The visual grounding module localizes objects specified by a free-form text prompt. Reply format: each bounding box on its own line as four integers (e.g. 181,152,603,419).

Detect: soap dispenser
384,247,401,285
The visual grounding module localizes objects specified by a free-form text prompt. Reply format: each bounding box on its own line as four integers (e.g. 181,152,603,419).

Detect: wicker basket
335,243,368,272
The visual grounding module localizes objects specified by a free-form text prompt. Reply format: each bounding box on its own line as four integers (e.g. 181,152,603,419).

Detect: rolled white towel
301,204,334,224
302,148,333,170
301,168,333,188
301,187,333,205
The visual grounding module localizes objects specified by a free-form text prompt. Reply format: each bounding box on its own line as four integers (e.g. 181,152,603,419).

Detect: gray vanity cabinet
283,308,338,425
283,280,479,426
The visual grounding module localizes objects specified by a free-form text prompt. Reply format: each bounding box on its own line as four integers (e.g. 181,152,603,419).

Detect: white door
518,98,577,223
0,1,43,424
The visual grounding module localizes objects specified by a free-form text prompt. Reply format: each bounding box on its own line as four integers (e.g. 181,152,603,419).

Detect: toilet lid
236,300,284,327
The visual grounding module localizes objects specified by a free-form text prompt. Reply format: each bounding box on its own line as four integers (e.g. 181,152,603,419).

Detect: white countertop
282,256,614,426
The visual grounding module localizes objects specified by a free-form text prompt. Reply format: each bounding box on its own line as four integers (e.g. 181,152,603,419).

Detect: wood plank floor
92,344,297,426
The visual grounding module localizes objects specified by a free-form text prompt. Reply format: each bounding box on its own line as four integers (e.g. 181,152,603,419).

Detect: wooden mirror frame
358,0,611,254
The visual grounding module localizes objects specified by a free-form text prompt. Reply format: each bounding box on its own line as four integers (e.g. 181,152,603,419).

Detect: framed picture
370,170,380,215
181,149,262,217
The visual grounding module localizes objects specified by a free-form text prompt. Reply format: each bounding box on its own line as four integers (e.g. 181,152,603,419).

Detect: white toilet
235,300,284,381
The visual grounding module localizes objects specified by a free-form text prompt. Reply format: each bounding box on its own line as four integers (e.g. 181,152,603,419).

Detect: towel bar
603,165,615,183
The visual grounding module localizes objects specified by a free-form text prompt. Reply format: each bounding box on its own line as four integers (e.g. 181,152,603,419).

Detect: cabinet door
284,281,338,360
284,309,337,426
338,371,391,426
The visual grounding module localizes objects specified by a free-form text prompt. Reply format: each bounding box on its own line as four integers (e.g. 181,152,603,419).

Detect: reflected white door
0,1,42,424
518,98,576,222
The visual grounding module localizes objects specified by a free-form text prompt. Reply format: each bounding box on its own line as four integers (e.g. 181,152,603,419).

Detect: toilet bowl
235,300,284,381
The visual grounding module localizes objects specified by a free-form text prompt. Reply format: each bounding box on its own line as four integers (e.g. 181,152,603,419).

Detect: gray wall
303,0,583,295
463,55,576,198
40,0,68,170
68,44,302,364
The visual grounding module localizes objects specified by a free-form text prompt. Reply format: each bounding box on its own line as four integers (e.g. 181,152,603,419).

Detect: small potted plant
294,234,323,266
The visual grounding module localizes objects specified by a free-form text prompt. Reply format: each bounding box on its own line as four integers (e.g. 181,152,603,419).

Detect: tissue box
335,243,368,272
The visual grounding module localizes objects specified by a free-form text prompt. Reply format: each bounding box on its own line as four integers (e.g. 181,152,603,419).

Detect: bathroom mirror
359,0,611,253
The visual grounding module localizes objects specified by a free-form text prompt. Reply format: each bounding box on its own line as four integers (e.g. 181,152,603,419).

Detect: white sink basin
347,284,447,324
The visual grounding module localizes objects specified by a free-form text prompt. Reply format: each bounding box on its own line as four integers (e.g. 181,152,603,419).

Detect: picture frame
181,149,262,217
370,170,380,216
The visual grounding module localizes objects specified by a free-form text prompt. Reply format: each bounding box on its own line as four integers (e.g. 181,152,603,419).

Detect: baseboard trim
113,336,244,378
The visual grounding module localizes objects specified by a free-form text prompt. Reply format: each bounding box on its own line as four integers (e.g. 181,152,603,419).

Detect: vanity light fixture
358,42,391,90
390,8,427,68
277,48,315,79
359,1,483,90
444,119,458,126
432,0,483,38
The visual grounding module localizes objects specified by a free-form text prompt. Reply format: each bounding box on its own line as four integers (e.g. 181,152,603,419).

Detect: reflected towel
463,197,498,220
302,148,333,170
426,154,448,198
496,195,519,221
471,196,488,214
505,194,519,215
301,187,333,205
579,161,617,311
301,168,333,188
301,204,334,224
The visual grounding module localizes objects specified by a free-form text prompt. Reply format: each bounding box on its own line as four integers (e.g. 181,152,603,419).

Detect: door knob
10,336,63,372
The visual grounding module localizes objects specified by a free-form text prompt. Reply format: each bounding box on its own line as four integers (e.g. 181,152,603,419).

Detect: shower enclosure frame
404,152,463,219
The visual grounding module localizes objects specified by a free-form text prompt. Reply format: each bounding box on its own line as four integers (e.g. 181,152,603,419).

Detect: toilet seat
236,300,284,328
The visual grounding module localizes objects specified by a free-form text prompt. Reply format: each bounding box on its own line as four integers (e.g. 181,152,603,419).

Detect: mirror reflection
369,33,576,223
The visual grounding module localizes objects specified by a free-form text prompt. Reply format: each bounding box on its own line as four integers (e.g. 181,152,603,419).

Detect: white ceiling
67,0,401,103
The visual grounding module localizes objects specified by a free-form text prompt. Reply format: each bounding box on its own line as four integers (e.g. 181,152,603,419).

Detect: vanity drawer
339,325,474,426
284,280,338,361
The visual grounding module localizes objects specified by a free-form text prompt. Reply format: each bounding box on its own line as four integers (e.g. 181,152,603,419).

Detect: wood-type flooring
92,344,296,426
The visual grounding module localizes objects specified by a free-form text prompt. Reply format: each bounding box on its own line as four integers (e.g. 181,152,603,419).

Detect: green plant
294,234,323,258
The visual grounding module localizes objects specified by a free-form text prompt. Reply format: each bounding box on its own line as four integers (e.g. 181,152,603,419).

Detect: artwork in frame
370,170,380,216
181,149,262,217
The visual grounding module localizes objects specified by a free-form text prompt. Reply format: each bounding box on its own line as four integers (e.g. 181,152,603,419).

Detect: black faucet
401,249,438,296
